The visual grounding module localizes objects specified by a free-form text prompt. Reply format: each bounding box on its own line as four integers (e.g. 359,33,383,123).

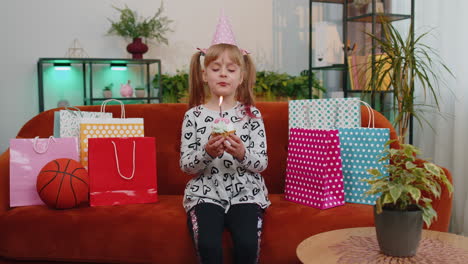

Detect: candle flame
218,96,223,106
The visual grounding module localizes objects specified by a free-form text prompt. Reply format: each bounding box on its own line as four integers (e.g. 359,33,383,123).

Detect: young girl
180,43,270,264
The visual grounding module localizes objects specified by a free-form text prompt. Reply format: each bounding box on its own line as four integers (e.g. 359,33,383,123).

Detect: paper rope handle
111,140,136,180
32,136,56,154
360,101,375,128
100,99,126,118
64,106,83,117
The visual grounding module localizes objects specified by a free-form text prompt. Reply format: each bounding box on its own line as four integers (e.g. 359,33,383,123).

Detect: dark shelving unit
37,58,162,112
309,0,414,109
308,0,415,141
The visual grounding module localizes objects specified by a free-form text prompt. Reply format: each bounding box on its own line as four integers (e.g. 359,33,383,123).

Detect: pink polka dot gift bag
284,128,345,209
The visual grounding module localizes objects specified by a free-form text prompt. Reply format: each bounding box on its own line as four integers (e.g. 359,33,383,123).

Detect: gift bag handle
63,106,83,117
111,140,136,180
360,101,375,128
32,136,56,154
101,99,126,118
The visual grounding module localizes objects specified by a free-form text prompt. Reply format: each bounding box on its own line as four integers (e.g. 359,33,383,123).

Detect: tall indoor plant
366,21,453,143
363,20,454,257
107,2,173,58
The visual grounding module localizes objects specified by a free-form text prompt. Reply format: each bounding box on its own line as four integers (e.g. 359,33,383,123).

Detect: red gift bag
88,137,158,206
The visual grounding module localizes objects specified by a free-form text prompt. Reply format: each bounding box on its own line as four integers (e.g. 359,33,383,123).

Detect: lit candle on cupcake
212,96,235,137
219,96,223,117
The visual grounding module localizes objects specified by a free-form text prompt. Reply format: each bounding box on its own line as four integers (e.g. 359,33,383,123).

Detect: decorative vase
103,90,113,98
135,89,146,98
126,38,148,59
374,206,423,257
120,80,133,97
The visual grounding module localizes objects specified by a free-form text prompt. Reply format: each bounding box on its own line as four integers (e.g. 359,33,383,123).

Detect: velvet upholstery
0,102,452,264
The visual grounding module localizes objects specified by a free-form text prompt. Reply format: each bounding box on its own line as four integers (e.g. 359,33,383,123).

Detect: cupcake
211,118,235,137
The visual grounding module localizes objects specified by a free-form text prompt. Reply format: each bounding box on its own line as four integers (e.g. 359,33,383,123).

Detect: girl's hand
205,135,225,158
224,134,246,161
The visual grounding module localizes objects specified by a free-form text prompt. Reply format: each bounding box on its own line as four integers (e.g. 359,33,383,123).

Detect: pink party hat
198,9,249,55
211,9,237,46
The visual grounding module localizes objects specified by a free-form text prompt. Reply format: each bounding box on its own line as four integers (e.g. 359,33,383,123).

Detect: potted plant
107,2,173,59
103,83,113,98
153,70,189,103
254,70,325,101
363,141,453,257
362,21,455,258
365,21,454,143
135,87,146,98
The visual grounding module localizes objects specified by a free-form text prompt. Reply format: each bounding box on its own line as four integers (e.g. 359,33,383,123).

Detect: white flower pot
103,90,112,98
135,89,146,98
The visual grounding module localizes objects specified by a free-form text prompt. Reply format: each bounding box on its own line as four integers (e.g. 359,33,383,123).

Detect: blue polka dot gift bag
285,128,345,209
288,98,361,130
338,103,389,205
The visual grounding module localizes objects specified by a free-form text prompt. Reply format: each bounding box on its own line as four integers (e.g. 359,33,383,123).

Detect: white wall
0,0,288,152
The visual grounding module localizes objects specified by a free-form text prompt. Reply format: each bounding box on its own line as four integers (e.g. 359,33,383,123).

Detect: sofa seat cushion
0,195,197,264
0,194,374,264
260,195,374,264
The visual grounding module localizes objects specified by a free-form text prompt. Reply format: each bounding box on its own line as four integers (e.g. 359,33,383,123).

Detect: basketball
36,158,89,209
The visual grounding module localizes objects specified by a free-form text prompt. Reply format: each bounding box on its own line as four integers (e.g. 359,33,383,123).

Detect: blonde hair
188,44,256,110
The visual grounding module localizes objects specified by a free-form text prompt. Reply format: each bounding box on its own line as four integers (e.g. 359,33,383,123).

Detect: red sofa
0,102,452,264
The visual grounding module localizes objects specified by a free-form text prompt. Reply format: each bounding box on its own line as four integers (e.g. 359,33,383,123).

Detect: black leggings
187,203,265,264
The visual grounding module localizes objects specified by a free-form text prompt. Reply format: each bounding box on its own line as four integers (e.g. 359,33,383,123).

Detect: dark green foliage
153,70,326,103
107,2,173,44
254,70,325,101
153,70,189,103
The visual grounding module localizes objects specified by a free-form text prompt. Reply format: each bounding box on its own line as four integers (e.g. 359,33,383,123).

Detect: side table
297,227,468,264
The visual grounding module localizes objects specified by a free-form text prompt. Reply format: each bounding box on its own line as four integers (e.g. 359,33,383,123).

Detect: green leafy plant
254,70,325,101
153,70,326,103
153,70,189,103
363,140,453,227
104,83,113,91
365,21,453,143
107,2,173,44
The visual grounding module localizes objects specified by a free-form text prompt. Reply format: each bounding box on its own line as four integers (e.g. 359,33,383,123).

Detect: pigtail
189,52,205,108
236,54,257,118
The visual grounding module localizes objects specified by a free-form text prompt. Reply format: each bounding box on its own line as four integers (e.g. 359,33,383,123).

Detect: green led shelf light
110,63,127,71
53,63,71,71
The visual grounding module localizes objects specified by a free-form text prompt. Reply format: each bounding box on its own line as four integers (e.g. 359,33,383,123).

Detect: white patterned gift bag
54,106,112,138
289,98,361,129
79,100,144,169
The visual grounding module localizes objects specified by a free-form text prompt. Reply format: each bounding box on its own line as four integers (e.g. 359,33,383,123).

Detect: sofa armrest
0,149,10,214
